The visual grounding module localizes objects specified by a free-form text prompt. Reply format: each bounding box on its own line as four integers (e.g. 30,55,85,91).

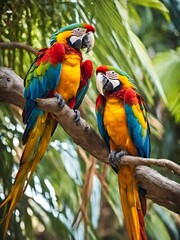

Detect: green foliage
153,48,180,122
129,0,170,21
146,204,180,240
0,0,179,240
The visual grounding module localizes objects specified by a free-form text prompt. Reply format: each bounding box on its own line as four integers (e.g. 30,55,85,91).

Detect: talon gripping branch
0,23,95,239
95,65,150,240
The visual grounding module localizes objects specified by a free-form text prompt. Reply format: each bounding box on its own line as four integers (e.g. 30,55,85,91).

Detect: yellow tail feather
118,165,146,240
0,113,57,239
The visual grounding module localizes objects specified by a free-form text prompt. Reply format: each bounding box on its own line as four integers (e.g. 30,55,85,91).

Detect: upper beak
96,72,113,95
102,75,114,91
82,31,95,53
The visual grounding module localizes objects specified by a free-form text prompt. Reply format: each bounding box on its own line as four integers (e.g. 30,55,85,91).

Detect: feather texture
95,65,150,240
0,23,94,239
95,94,110,149
124,88,150,158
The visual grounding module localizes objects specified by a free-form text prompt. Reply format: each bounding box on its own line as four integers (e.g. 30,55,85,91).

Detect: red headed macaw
95,65,150,240
0,23,95,238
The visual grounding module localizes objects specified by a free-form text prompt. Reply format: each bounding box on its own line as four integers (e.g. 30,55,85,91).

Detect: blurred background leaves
0,0,179,239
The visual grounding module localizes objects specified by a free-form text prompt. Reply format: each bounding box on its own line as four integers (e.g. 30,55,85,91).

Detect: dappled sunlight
0,0,179,239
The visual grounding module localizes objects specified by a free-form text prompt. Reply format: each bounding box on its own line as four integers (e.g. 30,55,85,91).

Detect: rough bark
0,67,180,213
0,42,37,55
136,166,180,213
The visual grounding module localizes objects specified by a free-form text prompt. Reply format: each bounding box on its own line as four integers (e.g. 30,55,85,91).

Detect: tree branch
136,166,180,213
120,156,180,176
0,42,37,55
0,67,180,213
0,67,25,108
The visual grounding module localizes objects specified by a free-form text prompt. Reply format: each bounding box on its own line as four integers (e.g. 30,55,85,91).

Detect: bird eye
112,71,115,74
77,28,80,31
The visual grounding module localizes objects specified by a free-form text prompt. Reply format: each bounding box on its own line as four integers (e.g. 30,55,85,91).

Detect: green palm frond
0,0,179,239
153,48,180,122
146,204,179,240
129,0,170,21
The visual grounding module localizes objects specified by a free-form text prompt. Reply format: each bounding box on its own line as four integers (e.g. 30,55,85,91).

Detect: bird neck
64,44,82,57
56,30,72,44
105,87,127,101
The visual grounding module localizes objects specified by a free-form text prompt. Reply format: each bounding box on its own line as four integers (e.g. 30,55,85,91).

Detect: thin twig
0,67,179,175
0,42,37,55
120,156,180,176
0,67,180,213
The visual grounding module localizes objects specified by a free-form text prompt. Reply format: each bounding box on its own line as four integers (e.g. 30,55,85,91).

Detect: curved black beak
69,38,82,50
102,75,114,91
68,31,95,53
82,31,95,53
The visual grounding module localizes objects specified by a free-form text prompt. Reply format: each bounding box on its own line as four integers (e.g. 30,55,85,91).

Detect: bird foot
109,150,128,173
74,109,81,125
54,93,65,108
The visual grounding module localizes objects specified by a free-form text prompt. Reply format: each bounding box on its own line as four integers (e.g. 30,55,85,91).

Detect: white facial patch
109,79,120,89
73,27,86,37
96,72,104,95
106,70,118,80
69,35,81,44
106,70,120,89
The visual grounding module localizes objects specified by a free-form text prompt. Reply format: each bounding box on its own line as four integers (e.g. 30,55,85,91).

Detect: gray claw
54,93,65,108
116,151,128,159
109,151,119,173
109,150,128,174
74,109,81,125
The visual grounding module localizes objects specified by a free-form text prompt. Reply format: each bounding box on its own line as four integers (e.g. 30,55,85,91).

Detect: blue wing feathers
74,80,90,109
74,60,93,109
23,51,62,145
96,95,110,150
22,107,44,144
97,110,110,150
26,64,61,101
125,104,150,158
23,98,36,124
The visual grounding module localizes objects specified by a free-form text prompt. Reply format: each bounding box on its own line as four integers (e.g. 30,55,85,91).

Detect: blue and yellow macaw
95,65,150,240
0,23,95,238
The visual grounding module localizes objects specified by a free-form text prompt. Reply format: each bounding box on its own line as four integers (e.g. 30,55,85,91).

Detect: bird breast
56,53,82,101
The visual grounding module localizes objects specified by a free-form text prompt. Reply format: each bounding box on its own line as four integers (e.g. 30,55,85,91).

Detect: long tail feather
0,113,57,239
118,166,147,240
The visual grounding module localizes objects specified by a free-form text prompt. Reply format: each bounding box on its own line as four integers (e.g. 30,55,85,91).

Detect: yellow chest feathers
104,98,127,136
56,52,82,101
103,98,137,154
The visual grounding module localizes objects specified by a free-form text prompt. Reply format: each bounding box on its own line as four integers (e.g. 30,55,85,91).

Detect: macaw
0,23,95,238
95,65,150,240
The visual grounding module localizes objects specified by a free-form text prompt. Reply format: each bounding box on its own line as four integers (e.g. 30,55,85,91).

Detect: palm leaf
0,0,178,239
153,48,180,122
129,0,170,21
